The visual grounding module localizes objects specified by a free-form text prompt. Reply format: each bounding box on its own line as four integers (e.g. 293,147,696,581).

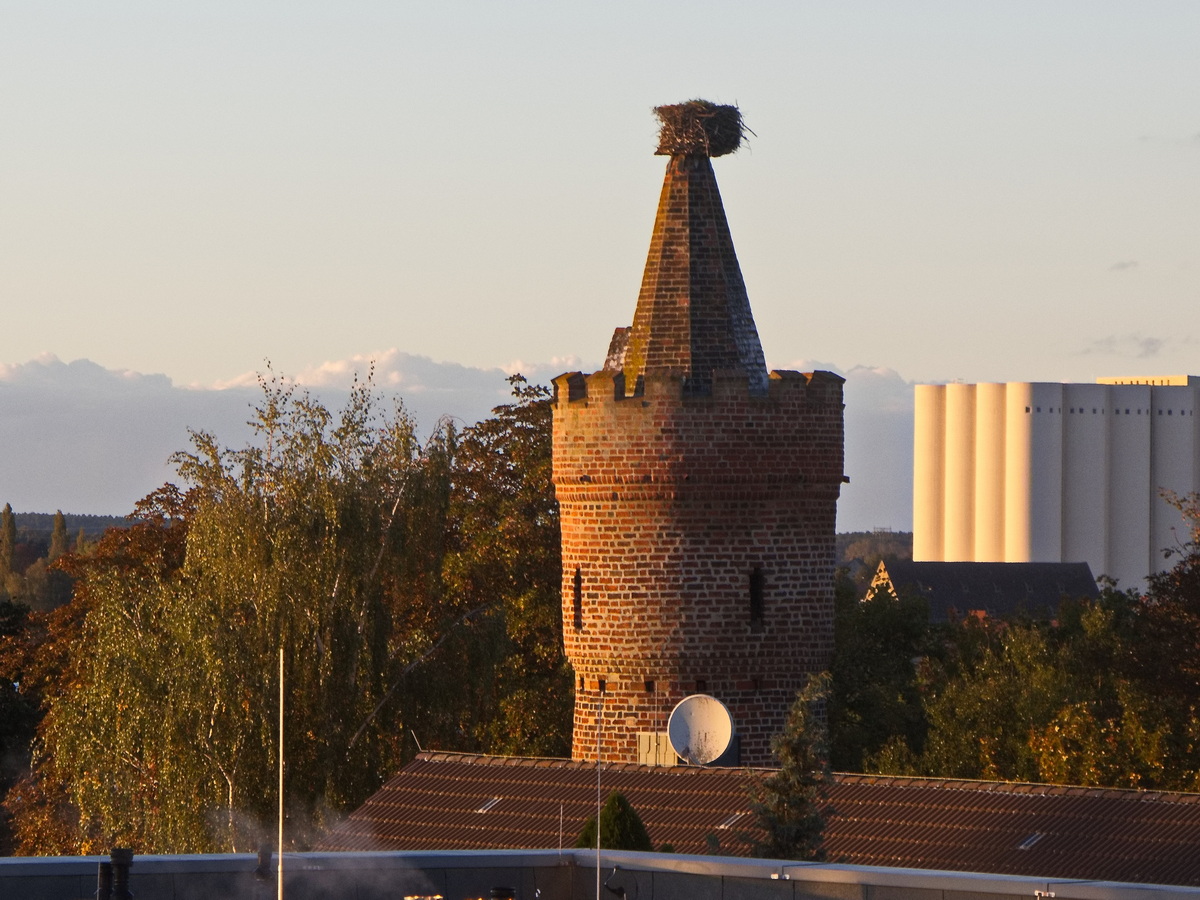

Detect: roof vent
1016,832,1044,851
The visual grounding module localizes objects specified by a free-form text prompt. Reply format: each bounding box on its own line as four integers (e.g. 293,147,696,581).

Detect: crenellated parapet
552,368,844,503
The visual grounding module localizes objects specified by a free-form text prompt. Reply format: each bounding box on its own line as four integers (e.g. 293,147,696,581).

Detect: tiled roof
322,753,758,857
321,753,1200,887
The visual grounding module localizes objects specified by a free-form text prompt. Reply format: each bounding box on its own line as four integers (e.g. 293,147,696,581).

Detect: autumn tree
5,487,191,853
0,595,38,852
14,376,461,852
7,372,574,854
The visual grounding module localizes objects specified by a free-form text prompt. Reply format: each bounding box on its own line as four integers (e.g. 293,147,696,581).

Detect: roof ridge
831,770,1200,802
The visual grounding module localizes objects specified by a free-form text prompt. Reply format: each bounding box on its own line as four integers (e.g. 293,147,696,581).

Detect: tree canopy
835,493,1200,791
4,372,572,854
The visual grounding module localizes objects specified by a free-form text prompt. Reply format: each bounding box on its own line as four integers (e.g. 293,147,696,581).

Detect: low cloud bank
0,352,546,516
0,353,916,531
789,361,914,533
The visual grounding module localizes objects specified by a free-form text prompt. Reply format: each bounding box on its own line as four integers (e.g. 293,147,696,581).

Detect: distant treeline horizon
11,511,130,540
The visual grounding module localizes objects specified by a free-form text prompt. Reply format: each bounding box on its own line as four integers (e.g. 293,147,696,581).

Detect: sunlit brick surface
553,370,842,765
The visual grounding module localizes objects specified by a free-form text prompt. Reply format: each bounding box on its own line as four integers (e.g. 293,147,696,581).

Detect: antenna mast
278,647,285,900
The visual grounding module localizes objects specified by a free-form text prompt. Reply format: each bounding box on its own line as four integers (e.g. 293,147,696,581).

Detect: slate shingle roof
320,753,1200,887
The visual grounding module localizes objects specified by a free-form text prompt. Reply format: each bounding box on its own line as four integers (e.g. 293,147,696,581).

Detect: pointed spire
612,102,768,396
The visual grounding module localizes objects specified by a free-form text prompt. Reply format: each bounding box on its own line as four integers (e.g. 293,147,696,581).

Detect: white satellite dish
668,694,734,765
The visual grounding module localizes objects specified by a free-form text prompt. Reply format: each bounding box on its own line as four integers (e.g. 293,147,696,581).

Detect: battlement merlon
551,367,845,408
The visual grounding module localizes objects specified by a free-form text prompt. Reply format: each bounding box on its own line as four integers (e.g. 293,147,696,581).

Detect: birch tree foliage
33,374,458,853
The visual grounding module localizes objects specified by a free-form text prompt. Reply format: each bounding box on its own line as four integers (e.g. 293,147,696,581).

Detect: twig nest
653,101,745,157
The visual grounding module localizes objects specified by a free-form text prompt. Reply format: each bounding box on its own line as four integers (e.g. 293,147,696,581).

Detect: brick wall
618,154,768,396
553,367,844,765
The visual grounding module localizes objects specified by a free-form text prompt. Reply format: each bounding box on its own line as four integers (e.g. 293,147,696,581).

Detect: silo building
914,376,1200,589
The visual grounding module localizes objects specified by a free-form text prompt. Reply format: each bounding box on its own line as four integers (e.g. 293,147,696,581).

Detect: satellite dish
668,694,734,765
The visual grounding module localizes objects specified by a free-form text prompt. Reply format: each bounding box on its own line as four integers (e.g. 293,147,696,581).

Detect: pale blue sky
4,2,1197,385
1,3,1198,523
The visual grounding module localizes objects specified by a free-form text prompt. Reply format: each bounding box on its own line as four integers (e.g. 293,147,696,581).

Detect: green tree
879,585,1200,790
20,558,73,613
48,511,68,562
829,570,931,771
574,791,653,851
16,375,461,852
0,504,15,579
8,372,576,854
915,625,1068,781
745,672,832,861
7,488,191,855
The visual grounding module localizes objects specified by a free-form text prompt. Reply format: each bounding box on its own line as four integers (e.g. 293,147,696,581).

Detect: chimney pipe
110,848,133,900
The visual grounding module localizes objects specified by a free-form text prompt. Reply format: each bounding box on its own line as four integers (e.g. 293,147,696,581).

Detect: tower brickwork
553,103,844,767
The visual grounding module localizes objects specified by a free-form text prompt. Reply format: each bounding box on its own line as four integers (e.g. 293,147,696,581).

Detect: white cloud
502,355,590,379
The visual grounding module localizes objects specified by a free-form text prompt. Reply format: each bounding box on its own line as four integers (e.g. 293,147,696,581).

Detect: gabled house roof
866,560,1099,621
321,752,1200,887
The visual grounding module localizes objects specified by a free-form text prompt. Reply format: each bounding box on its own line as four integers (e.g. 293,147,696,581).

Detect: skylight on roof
476,797,502,813
1016,832,1044,851
717,812,745,830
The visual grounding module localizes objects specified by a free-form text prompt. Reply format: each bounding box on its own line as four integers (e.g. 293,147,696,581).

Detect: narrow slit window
573,566,583,630
749,567,765,631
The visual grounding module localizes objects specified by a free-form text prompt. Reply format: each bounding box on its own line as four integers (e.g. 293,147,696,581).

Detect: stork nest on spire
653,101,746,157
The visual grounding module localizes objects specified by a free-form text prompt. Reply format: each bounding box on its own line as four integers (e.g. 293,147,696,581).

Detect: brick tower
552,103,844,767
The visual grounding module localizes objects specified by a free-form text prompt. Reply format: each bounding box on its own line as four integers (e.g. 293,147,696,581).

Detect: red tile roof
321,754,1200,886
